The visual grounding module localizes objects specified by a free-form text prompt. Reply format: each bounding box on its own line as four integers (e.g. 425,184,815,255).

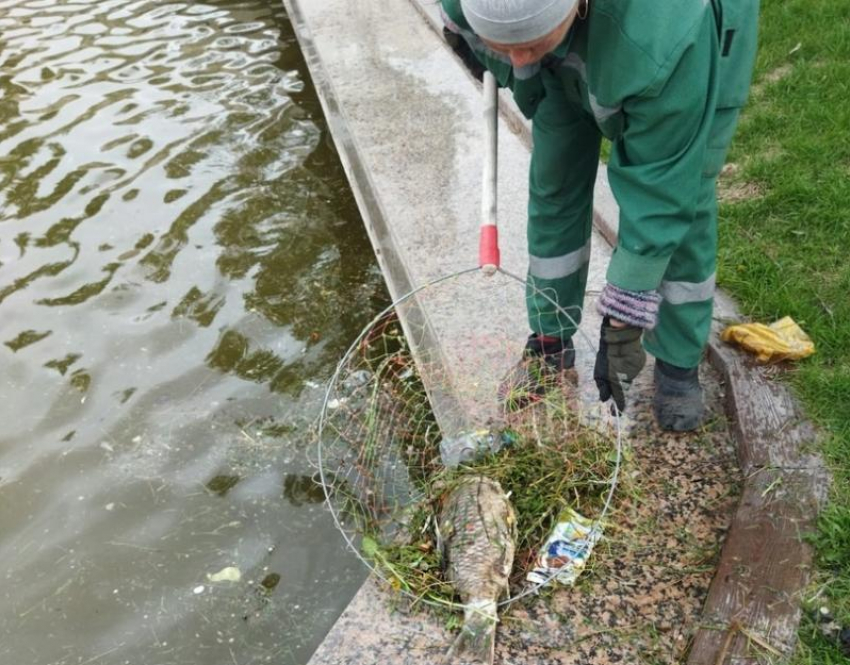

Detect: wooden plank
687,465,826,664
707,341,823,474
686,337,829,664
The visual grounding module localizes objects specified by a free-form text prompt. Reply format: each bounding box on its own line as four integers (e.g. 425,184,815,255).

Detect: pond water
0,0,387,663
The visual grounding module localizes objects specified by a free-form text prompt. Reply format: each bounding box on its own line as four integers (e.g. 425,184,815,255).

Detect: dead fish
440,475,516,665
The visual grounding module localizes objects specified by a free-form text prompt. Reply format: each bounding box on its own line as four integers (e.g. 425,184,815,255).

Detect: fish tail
445,599,498,665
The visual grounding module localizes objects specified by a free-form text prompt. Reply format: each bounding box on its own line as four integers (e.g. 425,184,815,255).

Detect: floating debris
206,474,240,496
259,573,281,592
207,566,241,583
283,474,325,506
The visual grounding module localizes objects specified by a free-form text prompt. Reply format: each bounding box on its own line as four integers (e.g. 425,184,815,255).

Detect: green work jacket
441,0,759,292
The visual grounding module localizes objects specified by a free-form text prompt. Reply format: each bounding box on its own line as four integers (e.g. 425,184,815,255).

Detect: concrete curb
285,0,829,661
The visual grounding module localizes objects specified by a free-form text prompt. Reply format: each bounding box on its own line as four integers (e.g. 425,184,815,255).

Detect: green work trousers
526,71,740,369
525,69,600,341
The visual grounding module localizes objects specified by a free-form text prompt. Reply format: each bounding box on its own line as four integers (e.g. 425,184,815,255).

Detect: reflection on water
0,0,386,663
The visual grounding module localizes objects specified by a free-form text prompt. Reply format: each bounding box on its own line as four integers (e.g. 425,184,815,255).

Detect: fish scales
441,475,516,665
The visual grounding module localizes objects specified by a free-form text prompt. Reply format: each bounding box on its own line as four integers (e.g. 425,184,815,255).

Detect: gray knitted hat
461,0,578,44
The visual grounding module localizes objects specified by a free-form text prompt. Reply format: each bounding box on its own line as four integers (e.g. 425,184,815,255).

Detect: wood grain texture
687,466,827,664
708,341,824,474
686,335,830,664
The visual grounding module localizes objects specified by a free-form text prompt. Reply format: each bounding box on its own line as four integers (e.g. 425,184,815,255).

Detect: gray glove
593,318,646,411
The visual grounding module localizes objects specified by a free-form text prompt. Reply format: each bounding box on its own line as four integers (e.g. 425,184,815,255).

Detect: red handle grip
479,224,500,270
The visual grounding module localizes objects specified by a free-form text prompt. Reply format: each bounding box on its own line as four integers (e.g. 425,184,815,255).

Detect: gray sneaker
498,334,575,411
653,359,704,431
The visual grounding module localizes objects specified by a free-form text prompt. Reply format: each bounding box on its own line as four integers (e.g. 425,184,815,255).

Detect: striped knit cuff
596,283,661,330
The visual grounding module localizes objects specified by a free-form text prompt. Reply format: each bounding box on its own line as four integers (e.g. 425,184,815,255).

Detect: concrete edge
283,0,414,304
282,0,470,437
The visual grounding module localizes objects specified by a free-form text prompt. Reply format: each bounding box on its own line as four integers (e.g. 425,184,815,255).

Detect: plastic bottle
439,428,516,468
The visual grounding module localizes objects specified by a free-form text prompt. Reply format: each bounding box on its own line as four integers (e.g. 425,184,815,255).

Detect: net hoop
315,265,624,610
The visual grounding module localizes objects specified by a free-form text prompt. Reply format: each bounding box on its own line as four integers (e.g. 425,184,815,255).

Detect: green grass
716,0,850,659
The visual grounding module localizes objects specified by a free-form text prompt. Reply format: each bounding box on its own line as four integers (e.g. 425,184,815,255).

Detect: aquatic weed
362,393,625,609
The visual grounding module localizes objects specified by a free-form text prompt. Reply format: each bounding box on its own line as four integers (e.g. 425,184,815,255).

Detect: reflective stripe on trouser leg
644,177,718,368
525,69,601,339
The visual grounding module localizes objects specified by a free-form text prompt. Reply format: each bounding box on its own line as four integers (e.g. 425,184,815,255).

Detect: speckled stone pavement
493,361,741,664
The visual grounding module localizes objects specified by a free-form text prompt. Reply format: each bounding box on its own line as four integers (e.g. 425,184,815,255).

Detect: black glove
594,317,646,411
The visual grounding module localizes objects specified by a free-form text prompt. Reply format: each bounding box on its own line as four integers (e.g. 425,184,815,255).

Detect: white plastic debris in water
206,566,242,583
341,369,372,392
193,585,205,594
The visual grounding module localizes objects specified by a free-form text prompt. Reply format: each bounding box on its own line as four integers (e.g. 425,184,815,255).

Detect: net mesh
315,267,623,609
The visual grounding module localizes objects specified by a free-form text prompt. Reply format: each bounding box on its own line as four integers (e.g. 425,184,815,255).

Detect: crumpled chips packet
526,508,603,587
720,316,815,363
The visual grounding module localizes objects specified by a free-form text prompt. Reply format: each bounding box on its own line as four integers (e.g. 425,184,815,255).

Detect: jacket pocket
703,107,741,177
512,76,546,119
711,0,760,109
702,0,759,177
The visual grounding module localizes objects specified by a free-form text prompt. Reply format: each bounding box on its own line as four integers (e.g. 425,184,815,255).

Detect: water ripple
0,1,385,663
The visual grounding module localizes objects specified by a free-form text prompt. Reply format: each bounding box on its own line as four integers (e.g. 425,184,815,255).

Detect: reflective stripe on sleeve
560,53,622,121
659,274,716,305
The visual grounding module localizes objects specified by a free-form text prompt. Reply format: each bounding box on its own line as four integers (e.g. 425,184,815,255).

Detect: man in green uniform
441,0,759,430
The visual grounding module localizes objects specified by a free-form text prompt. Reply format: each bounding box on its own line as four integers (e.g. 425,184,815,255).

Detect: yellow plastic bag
720,316,815,363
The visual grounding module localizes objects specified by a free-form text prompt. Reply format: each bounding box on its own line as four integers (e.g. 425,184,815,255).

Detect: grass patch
716,0,850,658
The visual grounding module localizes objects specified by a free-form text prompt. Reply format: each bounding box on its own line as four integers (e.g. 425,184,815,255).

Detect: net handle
479,71,500,275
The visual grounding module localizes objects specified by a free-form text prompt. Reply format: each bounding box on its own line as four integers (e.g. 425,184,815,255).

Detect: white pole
479,71,499,275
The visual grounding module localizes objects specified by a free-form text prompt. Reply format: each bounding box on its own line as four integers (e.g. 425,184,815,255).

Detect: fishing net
314,73,623,612
314,266,624,610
